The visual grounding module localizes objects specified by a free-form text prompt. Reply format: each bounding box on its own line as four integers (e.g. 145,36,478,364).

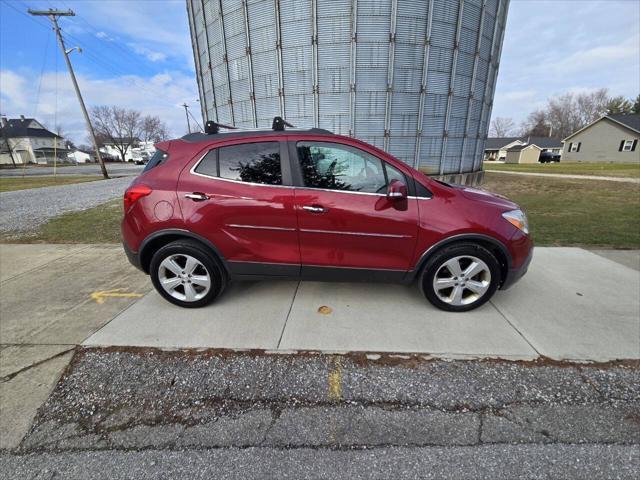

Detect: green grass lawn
483,161,640,178
0,175,103,192
4,172,639,248
482,172,640,248
3,199,123,244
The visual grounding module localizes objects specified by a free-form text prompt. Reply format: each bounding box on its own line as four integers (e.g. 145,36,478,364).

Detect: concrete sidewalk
485,169,640,184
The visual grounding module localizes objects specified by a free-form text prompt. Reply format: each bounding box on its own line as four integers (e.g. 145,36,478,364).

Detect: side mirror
387,179,407,201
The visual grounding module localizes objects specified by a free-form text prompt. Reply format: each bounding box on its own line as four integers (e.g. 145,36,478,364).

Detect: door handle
302,205,327,213
185,192,209,201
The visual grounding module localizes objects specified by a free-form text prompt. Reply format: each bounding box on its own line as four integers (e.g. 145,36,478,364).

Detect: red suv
122,119,532,312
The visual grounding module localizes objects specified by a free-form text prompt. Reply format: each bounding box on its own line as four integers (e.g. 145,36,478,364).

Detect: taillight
124,184,152,211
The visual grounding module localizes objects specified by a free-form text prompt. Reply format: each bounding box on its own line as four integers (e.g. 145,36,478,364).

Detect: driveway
1,244,637,363
84,247,640,362
0,176,132,233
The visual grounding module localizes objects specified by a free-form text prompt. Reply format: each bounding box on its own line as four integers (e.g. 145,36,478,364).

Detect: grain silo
187,0,509,183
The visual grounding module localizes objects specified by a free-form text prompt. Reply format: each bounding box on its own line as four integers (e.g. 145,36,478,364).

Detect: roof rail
204,120,237,135
272,116,294,131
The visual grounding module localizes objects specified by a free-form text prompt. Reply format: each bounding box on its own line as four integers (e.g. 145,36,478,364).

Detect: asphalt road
3,348,637,479
0,163,143,177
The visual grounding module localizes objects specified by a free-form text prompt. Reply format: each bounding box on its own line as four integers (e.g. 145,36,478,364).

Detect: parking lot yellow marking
90,288,144,304
328,356,343,402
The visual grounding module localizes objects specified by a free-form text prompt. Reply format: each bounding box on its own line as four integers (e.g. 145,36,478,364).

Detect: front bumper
123,241,143,272
500,245,533,290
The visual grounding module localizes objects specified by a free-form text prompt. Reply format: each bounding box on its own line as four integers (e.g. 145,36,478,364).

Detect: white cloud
0,69,200,144
59,0,193,68
95,31,109,39
128,43,168,63
553,34,640,74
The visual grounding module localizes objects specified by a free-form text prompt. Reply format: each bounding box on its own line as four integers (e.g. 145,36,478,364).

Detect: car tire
150,239,226,308
420,242,501,312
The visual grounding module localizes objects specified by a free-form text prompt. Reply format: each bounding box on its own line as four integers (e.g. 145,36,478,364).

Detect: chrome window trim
189,151,431,200
189,150,292,189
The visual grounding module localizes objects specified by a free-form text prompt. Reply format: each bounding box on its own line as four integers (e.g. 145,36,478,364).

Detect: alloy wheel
158,254,212,302
432,255,491,307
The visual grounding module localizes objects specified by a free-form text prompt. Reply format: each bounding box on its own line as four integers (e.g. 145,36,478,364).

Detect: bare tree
140,115,170,144
575,88,609,126
633,94,640,114
528,89,610,139
90,106,143,162
489,117,516,137
520,110,551,137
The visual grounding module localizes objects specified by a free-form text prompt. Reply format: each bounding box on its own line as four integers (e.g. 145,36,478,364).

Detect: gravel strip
0,177,133,233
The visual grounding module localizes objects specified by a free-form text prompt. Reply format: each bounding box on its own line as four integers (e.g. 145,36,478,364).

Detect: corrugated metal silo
187,0,510,180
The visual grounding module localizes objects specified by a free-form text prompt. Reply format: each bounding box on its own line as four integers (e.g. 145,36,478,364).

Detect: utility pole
182,103,191,134
0,117,17,167
28,8,109,179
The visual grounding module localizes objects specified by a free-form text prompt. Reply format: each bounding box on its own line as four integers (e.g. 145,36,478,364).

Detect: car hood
453,185,518,210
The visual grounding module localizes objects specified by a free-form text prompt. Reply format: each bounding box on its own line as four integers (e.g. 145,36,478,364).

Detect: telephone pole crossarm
29,8,109,179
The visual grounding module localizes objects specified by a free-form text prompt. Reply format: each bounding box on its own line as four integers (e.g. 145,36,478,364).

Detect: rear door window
194,142,282,186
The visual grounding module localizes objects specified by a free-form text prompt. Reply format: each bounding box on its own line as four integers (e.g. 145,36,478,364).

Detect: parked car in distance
122,118,533,312
539,151,561,163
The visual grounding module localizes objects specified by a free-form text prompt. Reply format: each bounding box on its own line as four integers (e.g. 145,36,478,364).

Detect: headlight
502,209,529,235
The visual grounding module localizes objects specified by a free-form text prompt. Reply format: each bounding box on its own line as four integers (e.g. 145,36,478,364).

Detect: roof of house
526,136,563,148
563,114,640,141
485,137,522,150
507,144,542,152
485,136,562,150
607,114,640,133
0,117,62,139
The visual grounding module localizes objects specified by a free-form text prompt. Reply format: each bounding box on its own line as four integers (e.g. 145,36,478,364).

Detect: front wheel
420,243,501,312
150,240,226,308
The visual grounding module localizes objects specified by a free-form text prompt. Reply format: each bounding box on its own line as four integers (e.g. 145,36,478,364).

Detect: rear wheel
420,243,501,312
150,240,226,308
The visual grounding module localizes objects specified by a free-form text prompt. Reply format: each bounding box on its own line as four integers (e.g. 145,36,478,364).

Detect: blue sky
1,0,639,143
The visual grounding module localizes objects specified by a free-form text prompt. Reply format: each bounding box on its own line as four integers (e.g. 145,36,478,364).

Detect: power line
7,1,181,109
187,107,203,131
33,23,52,118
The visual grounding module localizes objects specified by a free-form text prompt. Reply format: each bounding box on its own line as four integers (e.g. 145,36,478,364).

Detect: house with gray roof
562,114,639,163
0,116,67,165
484,136,562,162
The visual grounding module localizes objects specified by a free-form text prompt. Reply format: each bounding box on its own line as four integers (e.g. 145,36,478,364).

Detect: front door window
296,141,396,194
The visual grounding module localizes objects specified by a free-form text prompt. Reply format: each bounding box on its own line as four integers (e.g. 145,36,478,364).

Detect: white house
67,150,92,163
99,137,142,162
0,116,68,165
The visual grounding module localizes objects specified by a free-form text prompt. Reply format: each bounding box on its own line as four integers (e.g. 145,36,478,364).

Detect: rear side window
194,142,282,186
142,149,168,172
